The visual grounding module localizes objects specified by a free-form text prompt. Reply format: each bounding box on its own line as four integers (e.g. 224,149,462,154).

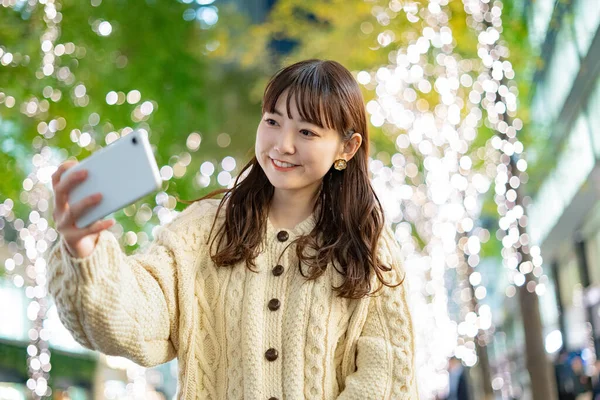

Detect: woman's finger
51,160,78,189
53,169,88,212
58,218,114,250
82,218,115,237
52,161,79,217
63,193,103,227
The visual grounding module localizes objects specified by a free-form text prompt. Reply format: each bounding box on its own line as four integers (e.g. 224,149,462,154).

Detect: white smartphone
62,130,163,229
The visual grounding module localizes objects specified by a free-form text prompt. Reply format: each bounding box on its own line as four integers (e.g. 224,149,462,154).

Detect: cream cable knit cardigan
47,199,418,399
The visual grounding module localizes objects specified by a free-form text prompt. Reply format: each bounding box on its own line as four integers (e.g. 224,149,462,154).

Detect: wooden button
277,230,289,242
268,298,281,311
265,348,278,361
272,265,284,276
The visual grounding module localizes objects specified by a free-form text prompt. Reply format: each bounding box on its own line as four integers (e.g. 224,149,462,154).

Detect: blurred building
484,0,600,396
526,0,600,357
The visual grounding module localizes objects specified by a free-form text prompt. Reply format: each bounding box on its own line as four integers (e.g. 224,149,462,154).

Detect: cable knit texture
47,199,418,399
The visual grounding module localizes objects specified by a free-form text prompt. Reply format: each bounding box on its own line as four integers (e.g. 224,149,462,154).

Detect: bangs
262,62,347,133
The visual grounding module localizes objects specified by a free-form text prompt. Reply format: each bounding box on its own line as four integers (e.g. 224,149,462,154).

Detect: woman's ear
338,132,363,161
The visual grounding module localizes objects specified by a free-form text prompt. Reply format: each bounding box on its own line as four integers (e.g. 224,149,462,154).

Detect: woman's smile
270,157,299,171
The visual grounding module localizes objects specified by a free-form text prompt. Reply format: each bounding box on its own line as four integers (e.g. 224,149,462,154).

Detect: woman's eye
300,129,316,137
265,118,278,126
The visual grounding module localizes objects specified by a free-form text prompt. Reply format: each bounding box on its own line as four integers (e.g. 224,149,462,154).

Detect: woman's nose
274,130,295,155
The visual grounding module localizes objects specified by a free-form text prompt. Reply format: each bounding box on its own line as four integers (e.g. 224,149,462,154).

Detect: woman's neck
269,186,318,230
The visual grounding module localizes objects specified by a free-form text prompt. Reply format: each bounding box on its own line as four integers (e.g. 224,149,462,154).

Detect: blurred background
1,0,599,399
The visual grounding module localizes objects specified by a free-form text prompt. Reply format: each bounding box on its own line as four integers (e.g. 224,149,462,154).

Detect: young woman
48,59,418,399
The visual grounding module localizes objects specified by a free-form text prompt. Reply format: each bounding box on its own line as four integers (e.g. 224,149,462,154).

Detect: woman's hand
51,160,115,259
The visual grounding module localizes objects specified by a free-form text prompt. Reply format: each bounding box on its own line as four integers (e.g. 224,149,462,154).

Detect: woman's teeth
273,159,297,168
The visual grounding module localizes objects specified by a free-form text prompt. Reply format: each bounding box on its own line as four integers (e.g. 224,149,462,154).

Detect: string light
0,0,229,399
362,0,507,397
0,1,236,397
461,0,561,395
461,0,546,293
362,0,551,395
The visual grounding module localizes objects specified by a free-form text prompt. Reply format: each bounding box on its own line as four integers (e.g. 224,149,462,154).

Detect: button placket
268,231,285,317
272,229,288,277
264,229,290,396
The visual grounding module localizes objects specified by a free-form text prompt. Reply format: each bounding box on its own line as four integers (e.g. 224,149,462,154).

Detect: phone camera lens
132,137,138,145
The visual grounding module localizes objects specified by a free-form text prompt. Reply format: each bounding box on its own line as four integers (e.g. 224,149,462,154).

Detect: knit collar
266,212,317,238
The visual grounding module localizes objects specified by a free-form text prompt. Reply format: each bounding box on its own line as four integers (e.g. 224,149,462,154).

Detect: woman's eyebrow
271,107,310,124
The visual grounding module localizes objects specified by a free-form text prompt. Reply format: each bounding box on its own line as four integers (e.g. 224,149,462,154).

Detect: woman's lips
270,158,298,171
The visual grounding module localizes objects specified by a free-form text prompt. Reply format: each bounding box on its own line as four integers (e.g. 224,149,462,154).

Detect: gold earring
334,159,347,171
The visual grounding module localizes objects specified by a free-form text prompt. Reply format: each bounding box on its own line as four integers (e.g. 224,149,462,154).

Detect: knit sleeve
337,224,418,399
46,200,217,367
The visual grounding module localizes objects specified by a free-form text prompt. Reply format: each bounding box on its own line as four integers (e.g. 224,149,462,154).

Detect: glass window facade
585,75,600,157
528,113,595,245
538,16,580,123
573,0,600,56
527,0,556,48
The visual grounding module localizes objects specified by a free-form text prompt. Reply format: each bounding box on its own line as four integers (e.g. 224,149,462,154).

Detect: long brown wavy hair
189,59,401,299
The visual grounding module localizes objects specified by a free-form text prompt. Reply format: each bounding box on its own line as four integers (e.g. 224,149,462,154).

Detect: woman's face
255,92,343,196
